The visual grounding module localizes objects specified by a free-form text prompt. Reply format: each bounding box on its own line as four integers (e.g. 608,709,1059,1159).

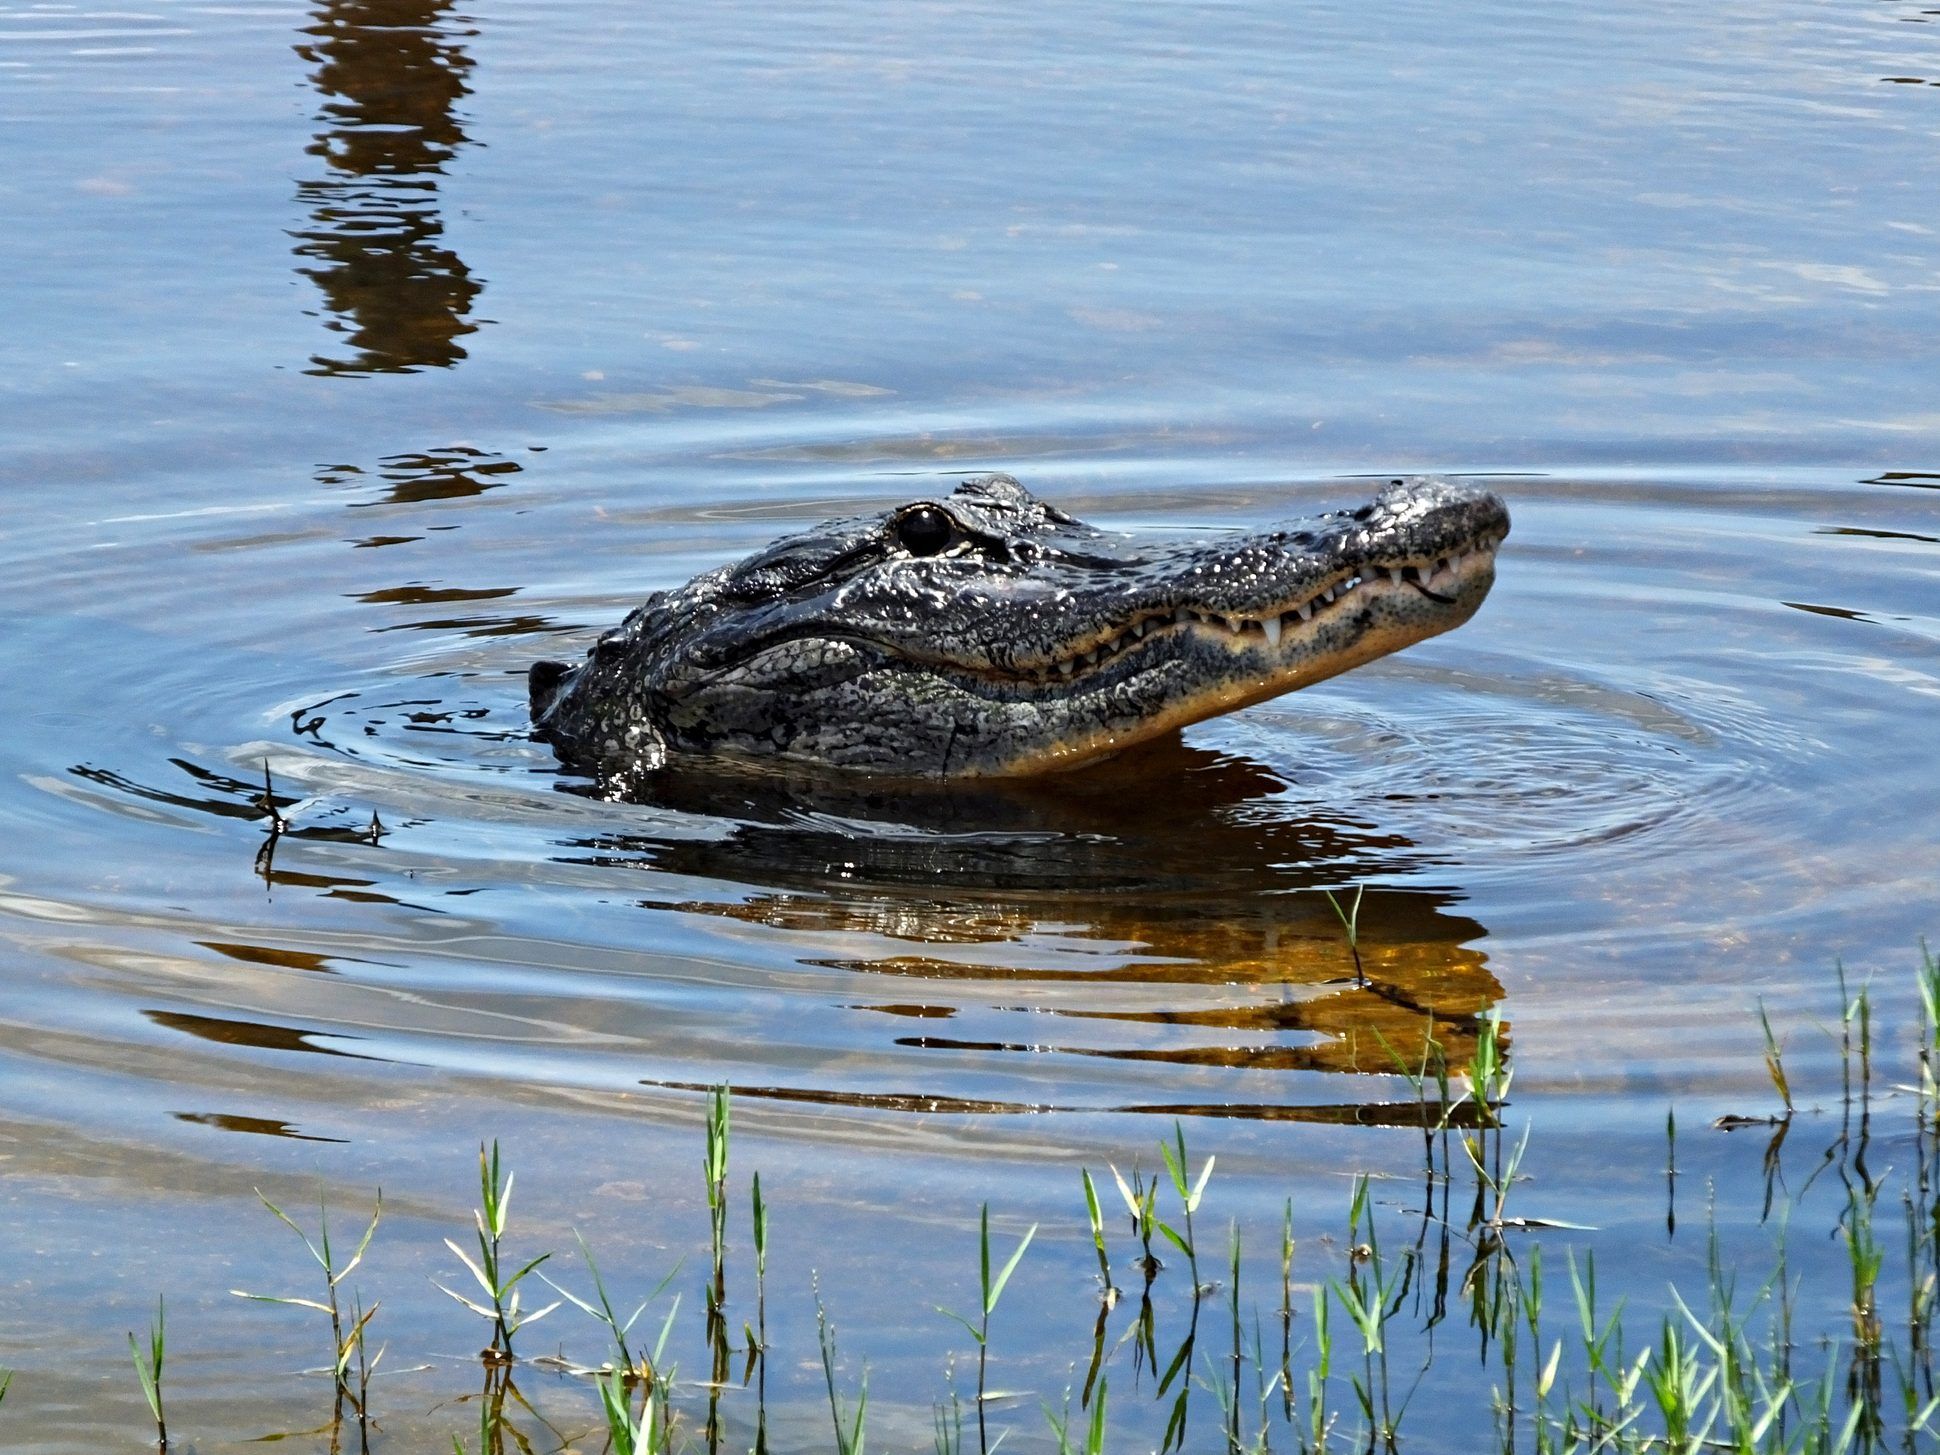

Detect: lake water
2,1,1938,1450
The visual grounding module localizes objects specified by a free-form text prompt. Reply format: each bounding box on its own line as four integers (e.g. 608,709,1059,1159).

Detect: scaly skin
530,473,1509,781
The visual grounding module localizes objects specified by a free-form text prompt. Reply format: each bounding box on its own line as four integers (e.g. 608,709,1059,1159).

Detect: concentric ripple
6,467,1938,1131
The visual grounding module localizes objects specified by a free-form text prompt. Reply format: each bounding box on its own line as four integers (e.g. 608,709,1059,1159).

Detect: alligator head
530,473,1508,781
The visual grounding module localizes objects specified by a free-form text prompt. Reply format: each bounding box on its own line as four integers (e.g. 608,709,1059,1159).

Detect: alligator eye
893,504,956,556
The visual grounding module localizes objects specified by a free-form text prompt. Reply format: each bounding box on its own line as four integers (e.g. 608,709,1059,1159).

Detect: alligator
530,473,1508,781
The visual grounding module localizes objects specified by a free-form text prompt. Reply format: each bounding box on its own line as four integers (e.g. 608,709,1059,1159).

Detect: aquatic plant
539,1229,678,1380
1322,884,1366,983
1079,1168,1116,1298
128,1294,166,1450
599,1363,670,1455
230,1190,383,1393
1156,1120,1215,1291
817,1284,869,1455
434,1140,558,1360
1045,1375,1108,1455
939,1201,1038,1452
15,947,1931,1452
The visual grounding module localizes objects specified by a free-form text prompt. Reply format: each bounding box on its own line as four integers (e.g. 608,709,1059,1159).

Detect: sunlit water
2,1,1938,1449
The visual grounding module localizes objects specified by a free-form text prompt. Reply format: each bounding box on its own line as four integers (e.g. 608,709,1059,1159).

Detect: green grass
231,1189,383,1394
938,1202,1038,1451
127,1294,165,1450
433,1140,558,1360
6,951,1939,1452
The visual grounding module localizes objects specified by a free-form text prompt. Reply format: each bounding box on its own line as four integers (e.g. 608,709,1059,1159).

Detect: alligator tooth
1320,586,1336,604
1387,567,1403,587
1057,658,1075,677
1297,601,1313,621
1134,619,1149,638
1261,615,1282,647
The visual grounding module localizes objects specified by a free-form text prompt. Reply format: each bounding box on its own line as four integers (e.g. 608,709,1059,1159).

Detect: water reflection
70,736,1501,1125
70,759,417,907
292,0,483,375
172,1112,347,1143
569,740,1501,1121
324,447,524,507
145,1008,376,1061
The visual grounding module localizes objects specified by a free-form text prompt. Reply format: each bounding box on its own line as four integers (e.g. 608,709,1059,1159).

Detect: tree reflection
293,0,482,375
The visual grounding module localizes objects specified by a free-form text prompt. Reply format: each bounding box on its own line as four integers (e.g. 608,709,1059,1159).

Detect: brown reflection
145,1009,376,1060
567,739,1502,1116
199,939,337,974
645,1077,1054,1117
292,1,483,374
174,1112,347,1143
324,448,523,507
353,584,517,606
350,581,552,638
1783,600,1873,623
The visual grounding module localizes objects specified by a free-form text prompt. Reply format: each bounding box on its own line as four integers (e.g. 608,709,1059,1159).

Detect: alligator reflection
293,0,482,375
566,739,1502,1125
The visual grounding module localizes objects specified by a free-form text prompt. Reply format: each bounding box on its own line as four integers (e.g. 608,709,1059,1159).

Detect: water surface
2,1,1938,1449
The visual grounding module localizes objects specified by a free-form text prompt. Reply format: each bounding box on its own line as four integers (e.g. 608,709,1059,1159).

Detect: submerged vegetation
6,947,1939,1453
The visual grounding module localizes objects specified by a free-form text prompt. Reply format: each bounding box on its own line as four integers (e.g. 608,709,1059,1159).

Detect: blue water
2,1,1938,1449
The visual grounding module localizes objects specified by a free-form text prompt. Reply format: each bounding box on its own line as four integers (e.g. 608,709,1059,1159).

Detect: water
2,1,1938,1449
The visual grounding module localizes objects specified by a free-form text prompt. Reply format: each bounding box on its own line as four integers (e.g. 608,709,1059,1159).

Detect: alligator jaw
938,535,1506,775
984,541,1499,687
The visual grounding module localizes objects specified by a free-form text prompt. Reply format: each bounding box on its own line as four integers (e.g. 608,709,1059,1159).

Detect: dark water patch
145,1009,378,1061
173,1111,349,1144
1784,599,1875,622
1817,523,1940,543
325,446,525,506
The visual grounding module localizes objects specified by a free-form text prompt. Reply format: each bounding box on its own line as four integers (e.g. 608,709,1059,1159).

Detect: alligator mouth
968,534,1506,687
704,531,1505,695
